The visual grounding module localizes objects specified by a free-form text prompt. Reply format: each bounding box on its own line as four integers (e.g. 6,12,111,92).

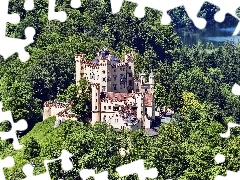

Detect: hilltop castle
43,48,173,133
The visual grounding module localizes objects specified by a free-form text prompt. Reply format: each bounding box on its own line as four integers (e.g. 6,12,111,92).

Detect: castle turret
149,70,155,121
140,69,146,85
75,54,86,85
149,69,155,94
91,83,101,124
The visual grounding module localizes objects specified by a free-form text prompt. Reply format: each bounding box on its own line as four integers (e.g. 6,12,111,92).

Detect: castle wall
146,107,152,117
101,112,141,130
134,80,140,92
143,115,151,129
51,107,66,117
56,114,77,121
43,101,73,121
75,54,86,85
44,50,157,131
76,52,135,94
43,107,51,120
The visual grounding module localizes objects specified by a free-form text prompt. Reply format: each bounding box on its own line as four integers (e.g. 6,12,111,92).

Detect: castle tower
75,54,86,85
91,83,101,124
141,93,147,128
125,53,135,92
149,69,155,94
140,69,146,85
149,70,155,121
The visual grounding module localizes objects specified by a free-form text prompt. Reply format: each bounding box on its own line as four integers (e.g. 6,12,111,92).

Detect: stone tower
91,83,101,124
149,69,155,94
140,69,146,86
75,54,86,85
149,70,155,121
125,53,135,92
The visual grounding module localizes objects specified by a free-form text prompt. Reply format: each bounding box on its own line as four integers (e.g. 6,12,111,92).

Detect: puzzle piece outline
0,0,82,62
21,150,73,180
110,0,240,35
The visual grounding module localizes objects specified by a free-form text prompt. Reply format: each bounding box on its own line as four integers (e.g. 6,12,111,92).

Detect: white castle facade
43,49,174,133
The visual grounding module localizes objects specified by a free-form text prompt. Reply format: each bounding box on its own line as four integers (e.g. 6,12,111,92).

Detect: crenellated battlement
75,54,86,62
43,100,73,108
116,62,127,67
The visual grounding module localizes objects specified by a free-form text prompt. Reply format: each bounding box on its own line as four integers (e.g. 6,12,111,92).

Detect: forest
1,0,240,179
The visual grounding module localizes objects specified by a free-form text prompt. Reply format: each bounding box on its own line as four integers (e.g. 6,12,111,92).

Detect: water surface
175,16,240,46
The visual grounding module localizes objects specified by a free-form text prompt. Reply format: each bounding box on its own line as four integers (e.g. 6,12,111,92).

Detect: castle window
114,76,116,81
95,106,97,110
120,68,122,71
96,99,97,102
137,83,138,86
102,86,106,92
114,69,116,72
123,68,125,71
113,106,119,111
145,89,147,92
108,106,111,110
104,106,106,110
96,93,97,96
129,66,131,69
129,73,132,77
103,115,106,122
103,78,106,81
97,75,99,80
90,73,94,79
113,84,117,90
103,70,106,74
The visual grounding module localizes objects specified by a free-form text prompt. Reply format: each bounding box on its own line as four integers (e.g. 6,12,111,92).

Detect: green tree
24,137,41,160
57,78,92,123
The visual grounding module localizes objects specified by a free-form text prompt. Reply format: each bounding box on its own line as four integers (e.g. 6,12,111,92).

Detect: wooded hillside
1,1,240,179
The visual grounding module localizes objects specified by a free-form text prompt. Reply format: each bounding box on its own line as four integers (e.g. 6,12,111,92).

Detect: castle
43,48,174,134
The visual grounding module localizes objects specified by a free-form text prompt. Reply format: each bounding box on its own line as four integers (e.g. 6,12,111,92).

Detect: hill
1,1,240,179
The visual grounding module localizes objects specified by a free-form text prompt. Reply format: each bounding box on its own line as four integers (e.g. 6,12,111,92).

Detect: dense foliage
1,0,240,179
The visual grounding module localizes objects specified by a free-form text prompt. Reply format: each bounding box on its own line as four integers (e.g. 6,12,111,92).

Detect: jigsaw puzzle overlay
1,0,240,179
110,0,240,35
0,0,81,62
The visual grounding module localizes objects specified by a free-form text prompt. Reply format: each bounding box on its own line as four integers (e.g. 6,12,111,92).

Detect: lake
174,16,240,46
